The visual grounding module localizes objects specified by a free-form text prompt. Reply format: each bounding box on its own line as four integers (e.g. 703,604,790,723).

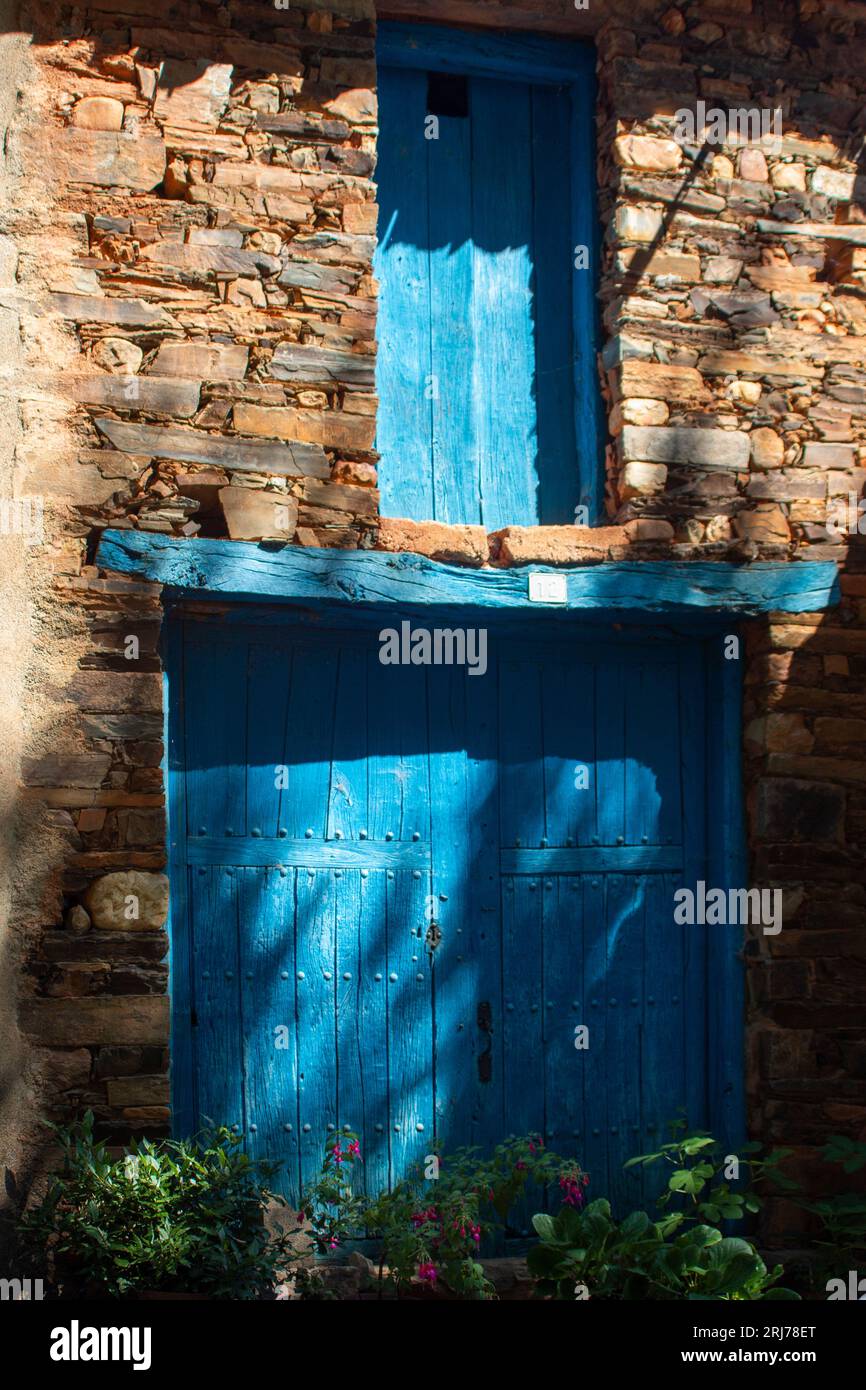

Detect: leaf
532,1213,556,1242
620,1210,650,1239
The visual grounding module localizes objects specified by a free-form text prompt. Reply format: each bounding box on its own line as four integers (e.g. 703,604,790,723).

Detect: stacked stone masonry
1,0,864,1243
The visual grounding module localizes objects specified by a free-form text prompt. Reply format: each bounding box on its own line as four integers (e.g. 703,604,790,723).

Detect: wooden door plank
531,84,579,525
327,645,368,844
639,871,687,1208
183,636,247,841
374,66,435,520
246,641,293,841
190,865,244,1136
604,873,645,1216
498,655,545,851
541,654,596,848
542,876,583,1165
470,77,537,529
282,645,339,842
356,870,390,1196
386,868,434,1180
335,869,364,1152
428,108,477,524
464,657,505,1150
295,867,337,1190
595,660,626,846
624,658,682,848
238,866,297,1195
426,664,472,1153
367,656,430,844
680,646,709,1132
580,874,608,1200
502,874,544,1236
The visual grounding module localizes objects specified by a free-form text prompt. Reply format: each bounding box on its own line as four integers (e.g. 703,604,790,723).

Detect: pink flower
348,1139,361,1158
558,1174,584,1208
417,1262,438,1285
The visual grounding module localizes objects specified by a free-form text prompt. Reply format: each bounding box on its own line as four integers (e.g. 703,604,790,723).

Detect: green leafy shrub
798,1135,866,1286
527,1199,799,1301
16,1112,296,1299
624,1120,795,1234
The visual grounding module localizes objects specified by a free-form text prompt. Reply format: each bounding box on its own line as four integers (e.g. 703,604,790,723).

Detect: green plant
296,1132,368,1254
16,1112,297,1299
624,1119,795,1234
527,1198,799,1301
799,1135,866,1284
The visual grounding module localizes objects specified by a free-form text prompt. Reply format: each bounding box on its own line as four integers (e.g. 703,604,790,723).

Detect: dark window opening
427,72,468,118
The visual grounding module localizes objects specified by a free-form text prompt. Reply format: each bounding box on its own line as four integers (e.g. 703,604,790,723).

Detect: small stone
750,427,785,469
83,871,169,931
728,381,762,405
766,713,814,754
226,277,267,307
65,904,92,934
738,149,768,182
810,167,856,200
705,515,732,543
72,97,124,131
91,338,144,374
376,517,488,568
704,255,743,284
610,398,669,433
624,518,674,542
621,425,750,470
163,158,189,199
711,154,734,180
733,505,790,544
324,88,376,126
692,21,724,43
823,654,849,677
660,5,685,35
615,205,664,244
771,162,806,192
614,134,682,172
620,461,667,498
493,525,628,565
218,486,297,541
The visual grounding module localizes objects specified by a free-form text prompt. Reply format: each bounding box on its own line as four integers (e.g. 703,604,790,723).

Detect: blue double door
169,615,718,1216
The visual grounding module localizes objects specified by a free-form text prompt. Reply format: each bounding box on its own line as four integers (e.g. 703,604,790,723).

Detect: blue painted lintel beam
377,21,594,86
96,529,840,617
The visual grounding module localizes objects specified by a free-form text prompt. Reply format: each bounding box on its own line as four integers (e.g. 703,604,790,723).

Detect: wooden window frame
376,21,605,523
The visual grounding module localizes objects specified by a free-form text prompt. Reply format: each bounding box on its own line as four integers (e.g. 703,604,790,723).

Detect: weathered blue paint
165,611,745,1217
375,24,599,526
98,529,841,617
377,21,595,85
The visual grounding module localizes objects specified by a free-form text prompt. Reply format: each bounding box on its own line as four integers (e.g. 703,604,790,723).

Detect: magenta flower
417,1262,438,1285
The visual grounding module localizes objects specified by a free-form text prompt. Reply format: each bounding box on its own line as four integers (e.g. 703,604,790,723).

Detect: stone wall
1,0,865,1246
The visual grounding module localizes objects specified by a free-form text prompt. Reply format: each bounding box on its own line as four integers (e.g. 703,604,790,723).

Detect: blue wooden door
374,57,587,526
169,616,727,1219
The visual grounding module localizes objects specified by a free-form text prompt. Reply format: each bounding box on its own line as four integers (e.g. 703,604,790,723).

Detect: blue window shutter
375,28,598,527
